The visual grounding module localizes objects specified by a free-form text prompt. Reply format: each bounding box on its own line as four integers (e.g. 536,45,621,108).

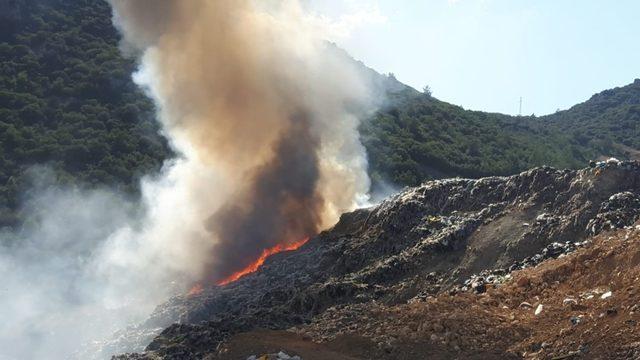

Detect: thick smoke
108,0,373,282
0,163,216,359
207,115,324,281
0,1,373,359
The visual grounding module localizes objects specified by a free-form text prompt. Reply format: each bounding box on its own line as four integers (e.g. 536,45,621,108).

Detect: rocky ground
112,160,640,359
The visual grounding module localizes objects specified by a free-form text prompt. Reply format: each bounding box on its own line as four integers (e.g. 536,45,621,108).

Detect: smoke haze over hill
0,1,374,358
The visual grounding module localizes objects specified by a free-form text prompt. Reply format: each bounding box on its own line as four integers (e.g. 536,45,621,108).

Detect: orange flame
217,237,309,286
187,283,203,297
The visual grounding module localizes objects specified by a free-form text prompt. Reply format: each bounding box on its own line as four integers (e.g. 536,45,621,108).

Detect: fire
217,237,309,286
187,283,203,297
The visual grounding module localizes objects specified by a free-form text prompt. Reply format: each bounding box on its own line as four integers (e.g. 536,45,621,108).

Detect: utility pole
519,97,522,116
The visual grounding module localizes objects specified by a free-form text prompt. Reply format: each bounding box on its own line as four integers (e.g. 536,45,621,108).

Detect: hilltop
363,79,640,188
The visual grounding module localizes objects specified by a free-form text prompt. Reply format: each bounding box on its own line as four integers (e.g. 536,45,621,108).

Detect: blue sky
307,0,640,115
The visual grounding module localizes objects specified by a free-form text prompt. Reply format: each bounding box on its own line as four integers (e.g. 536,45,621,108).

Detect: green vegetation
362,80,640,188
542,80,640,152
0,0,170,225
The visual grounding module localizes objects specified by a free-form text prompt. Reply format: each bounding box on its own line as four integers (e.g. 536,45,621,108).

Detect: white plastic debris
601,291,612,299
535,304,544,316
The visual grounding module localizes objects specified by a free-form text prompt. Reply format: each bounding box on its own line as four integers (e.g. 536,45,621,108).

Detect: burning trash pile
111,161,640,359
217,238,309,286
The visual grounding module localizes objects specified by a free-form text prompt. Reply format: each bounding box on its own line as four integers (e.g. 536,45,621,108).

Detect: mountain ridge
363,78,640,190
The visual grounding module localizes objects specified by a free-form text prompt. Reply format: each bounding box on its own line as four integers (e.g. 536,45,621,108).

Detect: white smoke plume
0,0,374,359
108,0,373,283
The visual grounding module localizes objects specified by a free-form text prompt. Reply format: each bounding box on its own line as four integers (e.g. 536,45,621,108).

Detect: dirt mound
112,161,640,359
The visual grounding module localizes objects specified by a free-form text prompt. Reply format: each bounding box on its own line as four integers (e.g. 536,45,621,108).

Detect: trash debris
520,302,533,309
246,352,301,360
587,192,640,235
570,315,583,326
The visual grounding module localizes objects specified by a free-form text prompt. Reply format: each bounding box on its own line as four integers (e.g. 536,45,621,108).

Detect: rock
563,298,578,307
601,291,613,300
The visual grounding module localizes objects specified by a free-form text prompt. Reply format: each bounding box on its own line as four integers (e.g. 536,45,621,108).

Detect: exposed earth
111,160,640,359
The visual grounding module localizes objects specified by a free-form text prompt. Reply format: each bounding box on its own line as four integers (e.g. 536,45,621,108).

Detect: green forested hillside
0,0,170,225
363,81,639,188
542,80,640,151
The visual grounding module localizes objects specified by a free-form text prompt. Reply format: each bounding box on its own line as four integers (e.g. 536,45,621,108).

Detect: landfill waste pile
112,161,640,359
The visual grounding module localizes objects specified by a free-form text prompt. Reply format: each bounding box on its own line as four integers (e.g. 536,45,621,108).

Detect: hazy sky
307,0,640,115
